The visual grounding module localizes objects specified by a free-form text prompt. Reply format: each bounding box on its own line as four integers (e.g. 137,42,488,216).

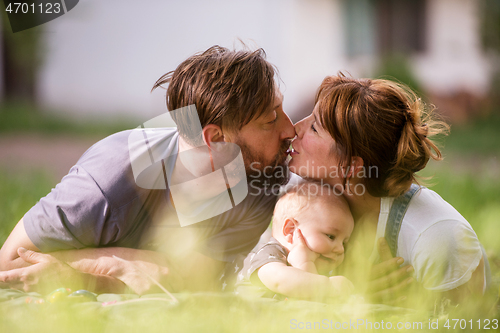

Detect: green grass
0,103,137,137
0,169,56,246
441,113,500,156
0,290,487,333
419,159,500,261
0,111,499,332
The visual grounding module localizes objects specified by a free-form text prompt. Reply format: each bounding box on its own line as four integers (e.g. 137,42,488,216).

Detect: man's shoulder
244,185,279,206
79,127,178,162
74,128,179,207
223,185,279,225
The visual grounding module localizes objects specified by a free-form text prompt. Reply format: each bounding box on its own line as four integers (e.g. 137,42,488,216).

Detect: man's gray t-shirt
23,128,277,263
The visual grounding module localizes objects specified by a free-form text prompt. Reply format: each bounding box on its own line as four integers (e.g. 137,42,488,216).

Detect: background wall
1,0,494,123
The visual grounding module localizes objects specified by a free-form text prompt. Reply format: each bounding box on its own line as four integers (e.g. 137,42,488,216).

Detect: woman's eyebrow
313,113,319,125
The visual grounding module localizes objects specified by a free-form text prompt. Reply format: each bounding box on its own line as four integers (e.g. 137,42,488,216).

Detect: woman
289,73,487,305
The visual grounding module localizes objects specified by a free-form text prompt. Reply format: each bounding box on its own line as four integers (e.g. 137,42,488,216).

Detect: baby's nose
332,242,344,254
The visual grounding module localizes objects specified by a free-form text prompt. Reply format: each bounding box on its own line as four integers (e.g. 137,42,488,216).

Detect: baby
237,180,355,302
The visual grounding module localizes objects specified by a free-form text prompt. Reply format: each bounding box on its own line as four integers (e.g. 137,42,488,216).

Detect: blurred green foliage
442,113,500,155
481,0,500,53
1,10,42,103
480,0,500,114
374,53,423,96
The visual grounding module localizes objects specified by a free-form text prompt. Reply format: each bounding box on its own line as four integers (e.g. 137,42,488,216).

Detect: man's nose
279,111,296,140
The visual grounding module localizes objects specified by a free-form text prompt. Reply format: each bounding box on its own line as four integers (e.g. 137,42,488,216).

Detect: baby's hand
328,276,355,298
287,229,319,273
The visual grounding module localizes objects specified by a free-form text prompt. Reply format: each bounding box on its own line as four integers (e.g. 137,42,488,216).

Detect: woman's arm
442,254,485,303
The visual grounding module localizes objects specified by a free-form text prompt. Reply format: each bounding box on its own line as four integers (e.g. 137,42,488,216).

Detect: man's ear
283,218,298,244
346,156,364,178
202,124,225,148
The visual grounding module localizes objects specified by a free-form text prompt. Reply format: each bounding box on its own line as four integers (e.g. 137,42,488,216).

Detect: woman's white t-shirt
372,188,482,292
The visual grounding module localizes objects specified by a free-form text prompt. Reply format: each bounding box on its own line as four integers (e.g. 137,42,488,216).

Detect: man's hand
51,248,182,295
365,238,414,305
287,229,319,273
109,254,177,295
0,248,90,294
0,248,127,295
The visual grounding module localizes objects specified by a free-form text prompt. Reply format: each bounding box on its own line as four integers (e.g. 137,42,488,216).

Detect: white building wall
413,0,490,95
278,0,348,117
38,0,345,122
34,0,491,121
38,0,287,120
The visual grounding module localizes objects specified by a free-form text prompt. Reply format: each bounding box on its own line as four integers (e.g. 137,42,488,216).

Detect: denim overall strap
385,184,421,257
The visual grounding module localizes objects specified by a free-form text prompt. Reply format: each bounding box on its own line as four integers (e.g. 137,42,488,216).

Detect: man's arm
0,218,40,271
0,218,228,294
0,247,127,294
0,219,175,294
256,262,353,301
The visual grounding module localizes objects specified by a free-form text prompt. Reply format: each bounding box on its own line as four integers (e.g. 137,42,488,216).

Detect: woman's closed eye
311,123,318,133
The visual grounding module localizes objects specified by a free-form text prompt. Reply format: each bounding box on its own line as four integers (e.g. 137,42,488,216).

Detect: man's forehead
234,90,284,134
249,90,283,121
273,91,284,108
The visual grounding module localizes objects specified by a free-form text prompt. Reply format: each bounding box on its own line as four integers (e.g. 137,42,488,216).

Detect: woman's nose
294,118,306,138
280,113,296,140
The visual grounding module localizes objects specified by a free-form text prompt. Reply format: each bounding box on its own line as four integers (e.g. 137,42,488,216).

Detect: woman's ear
202,124,225,148
283,218,298,244
346,156,364,178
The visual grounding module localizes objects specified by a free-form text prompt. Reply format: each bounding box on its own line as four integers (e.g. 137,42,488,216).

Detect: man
0,45,295,294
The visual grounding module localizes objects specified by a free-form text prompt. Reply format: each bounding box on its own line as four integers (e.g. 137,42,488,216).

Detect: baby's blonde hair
272,180,349,234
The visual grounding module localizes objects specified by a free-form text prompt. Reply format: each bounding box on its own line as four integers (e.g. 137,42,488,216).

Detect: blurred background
2,0,499,123
0,0,499,282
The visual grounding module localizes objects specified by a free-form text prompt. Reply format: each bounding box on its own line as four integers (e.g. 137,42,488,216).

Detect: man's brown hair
152,45,278,146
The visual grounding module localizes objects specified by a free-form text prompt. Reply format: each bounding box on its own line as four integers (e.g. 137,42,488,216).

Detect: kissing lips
286,145,299,156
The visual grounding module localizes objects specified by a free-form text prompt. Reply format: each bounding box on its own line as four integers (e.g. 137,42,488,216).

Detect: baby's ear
282,218,297,243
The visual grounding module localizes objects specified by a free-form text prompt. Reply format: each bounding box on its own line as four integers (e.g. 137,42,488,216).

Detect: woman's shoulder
397,187,478,254
397,187,482,291
404,187,470,229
